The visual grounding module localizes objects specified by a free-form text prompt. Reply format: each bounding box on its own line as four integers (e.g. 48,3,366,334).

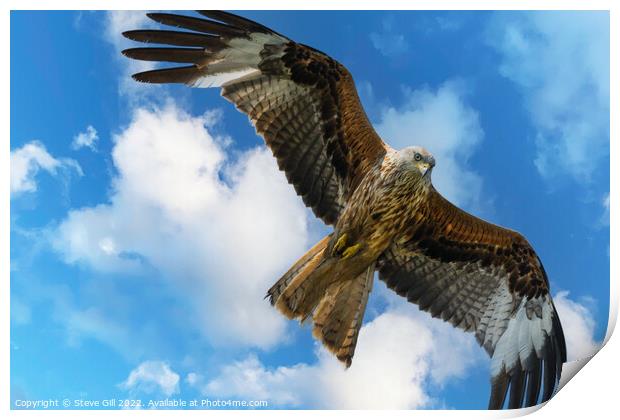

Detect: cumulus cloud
10,141,82,197
121,361,180,397
488,11,609,181
52,104,310,349
72,125,99,150
375,81,485,211
554,291,600,361
201,296,484,409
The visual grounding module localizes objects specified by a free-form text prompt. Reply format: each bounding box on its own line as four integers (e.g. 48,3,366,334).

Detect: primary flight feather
122,10,566,409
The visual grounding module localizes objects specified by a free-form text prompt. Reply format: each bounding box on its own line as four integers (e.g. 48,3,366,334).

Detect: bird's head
397,146,436,181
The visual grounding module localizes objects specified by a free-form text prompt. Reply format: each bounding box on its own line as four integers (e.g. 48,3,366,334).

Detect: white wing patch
190,68,260,88
190,33,286,89
491,295,554,376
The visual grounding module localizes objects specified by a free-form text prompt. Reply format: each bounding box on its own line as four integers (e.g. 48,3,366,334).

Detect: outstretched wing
377,188,566,409
122,11,388,225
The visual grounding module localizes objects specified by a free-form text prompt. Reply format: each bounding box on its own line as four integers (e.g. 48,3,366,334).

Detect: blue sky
10,10,609,410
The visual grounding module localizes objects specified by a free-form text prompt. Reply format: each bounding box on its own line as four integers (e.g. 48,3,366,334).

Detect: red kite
123,11,566,409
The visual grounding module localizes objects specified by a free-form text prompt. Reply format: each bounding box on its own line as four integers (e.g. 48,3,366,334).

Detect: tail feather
267,236,375,367
313,264,374,367
266,235,331,314
267,235,375,368
286,260,336,319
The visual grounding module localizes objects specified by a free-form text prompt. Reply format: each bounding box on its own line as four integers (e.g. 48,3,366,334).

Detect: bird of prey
122,11,566,409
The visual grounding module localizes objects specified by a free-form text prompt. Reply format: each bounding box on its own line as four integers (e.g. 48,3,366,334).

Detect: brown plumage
122,11,566,410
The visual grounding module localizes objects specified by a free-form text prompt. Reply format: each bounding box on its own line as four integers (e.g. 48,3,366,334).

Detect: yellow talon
342,243,361,259
334,233,348,253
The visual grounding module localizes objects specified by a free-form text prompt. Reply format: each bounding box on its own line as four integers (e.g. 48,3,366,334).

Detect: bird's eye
414,153,422,161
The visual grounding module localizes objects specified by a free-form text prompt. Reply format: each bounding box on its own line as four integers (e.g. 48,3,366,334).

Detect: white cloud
488,11,609,181
375,81,485,211
52,103,310,349
121,361,180,397
72,125,99,150
10,141,82,197
202,296,484,409
554,291,600,361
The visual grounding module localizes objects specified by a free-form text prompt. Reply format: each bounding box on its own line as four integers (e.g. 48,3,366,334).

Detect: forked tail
312,264,374,366
266,235,374,367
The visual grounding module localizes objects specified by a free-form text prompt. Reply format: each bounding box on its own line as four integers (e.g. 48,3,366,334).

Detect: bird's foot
333,233,348,253
341,243,361,260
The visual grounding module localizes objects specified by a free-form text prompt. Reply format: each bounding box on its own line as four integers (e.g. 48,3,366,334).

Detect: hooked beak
421,163,431,177
422,157,435,177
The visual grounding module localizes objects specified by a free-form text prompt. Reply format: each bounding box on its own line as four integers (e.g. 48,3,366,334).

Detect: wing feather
122,11,388,225
377,188,566,409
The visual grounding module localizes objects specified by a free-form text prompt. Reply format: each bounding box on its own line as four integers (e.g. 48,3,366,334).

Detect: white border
3,1,616,419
